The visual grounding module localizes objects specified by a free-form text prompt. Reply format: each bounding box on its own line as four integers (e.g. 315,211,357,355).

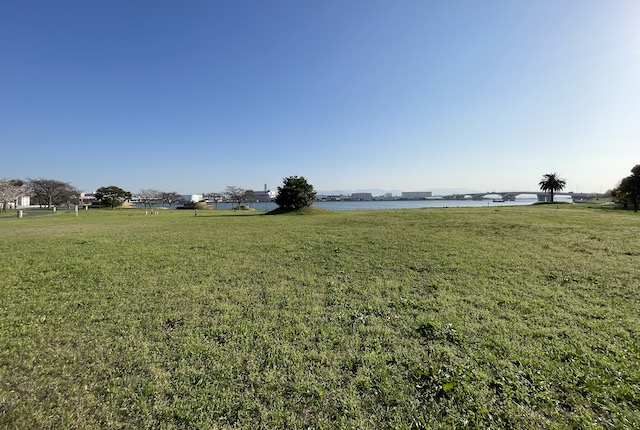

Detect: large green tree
616,165,640,212
95,186,132,209
538,173,566,203
275,176,317,211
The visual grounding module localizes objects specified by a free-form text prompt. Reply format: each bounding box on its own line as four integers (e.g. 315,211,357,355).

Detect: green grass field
1,206,639,429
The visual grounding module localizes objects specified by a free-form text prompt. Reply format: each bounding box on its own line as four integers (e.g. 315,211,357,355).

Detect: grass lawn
1,205,639,429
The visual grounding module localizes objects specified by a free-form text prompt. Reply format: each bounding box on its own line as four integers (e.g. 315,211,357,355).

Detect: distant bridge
441,192,593,202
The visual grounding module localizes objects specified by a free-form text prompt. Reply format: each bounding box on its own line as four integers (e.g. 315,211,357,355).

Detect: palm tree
538,173,566,203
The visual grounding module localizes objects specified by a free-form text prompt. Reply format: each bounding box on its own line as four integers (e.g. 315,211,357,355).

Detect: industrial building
401,191,433,200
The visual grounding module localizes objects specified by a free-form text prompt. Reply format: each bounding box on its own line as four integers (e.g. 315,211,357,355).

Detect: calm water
135,194,576,211
198,198,552,211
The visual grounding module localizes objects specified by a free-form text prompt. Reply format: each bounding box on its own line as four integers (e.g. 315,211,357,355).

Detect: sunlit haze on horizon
1,0,638,195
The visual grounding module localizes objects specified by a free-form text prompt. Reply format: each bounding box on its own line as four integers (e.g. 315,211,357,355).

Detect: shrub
275,176,317,211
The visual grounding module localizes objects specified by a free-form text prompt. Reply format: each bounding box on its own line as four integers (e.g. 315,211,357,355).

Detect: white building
253,190,276,202
17,196,31,207
80,193,97,204
7,195,31,208
182,194,203,202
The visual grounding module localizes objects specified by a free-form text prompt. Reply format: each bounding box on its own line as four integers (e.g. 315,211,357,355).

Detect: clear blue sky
1,0,638,195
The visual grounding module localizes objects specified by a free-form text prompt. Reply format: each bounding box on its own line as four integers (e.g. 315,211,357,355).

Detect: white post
75,206,79,216
17,210,23,218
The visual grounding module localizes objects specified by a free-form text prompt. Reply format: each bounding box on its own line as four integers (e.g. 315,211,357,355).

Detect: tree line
0,178,80,212
0,176,318,213
613,165,640,211
4,169,638,213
